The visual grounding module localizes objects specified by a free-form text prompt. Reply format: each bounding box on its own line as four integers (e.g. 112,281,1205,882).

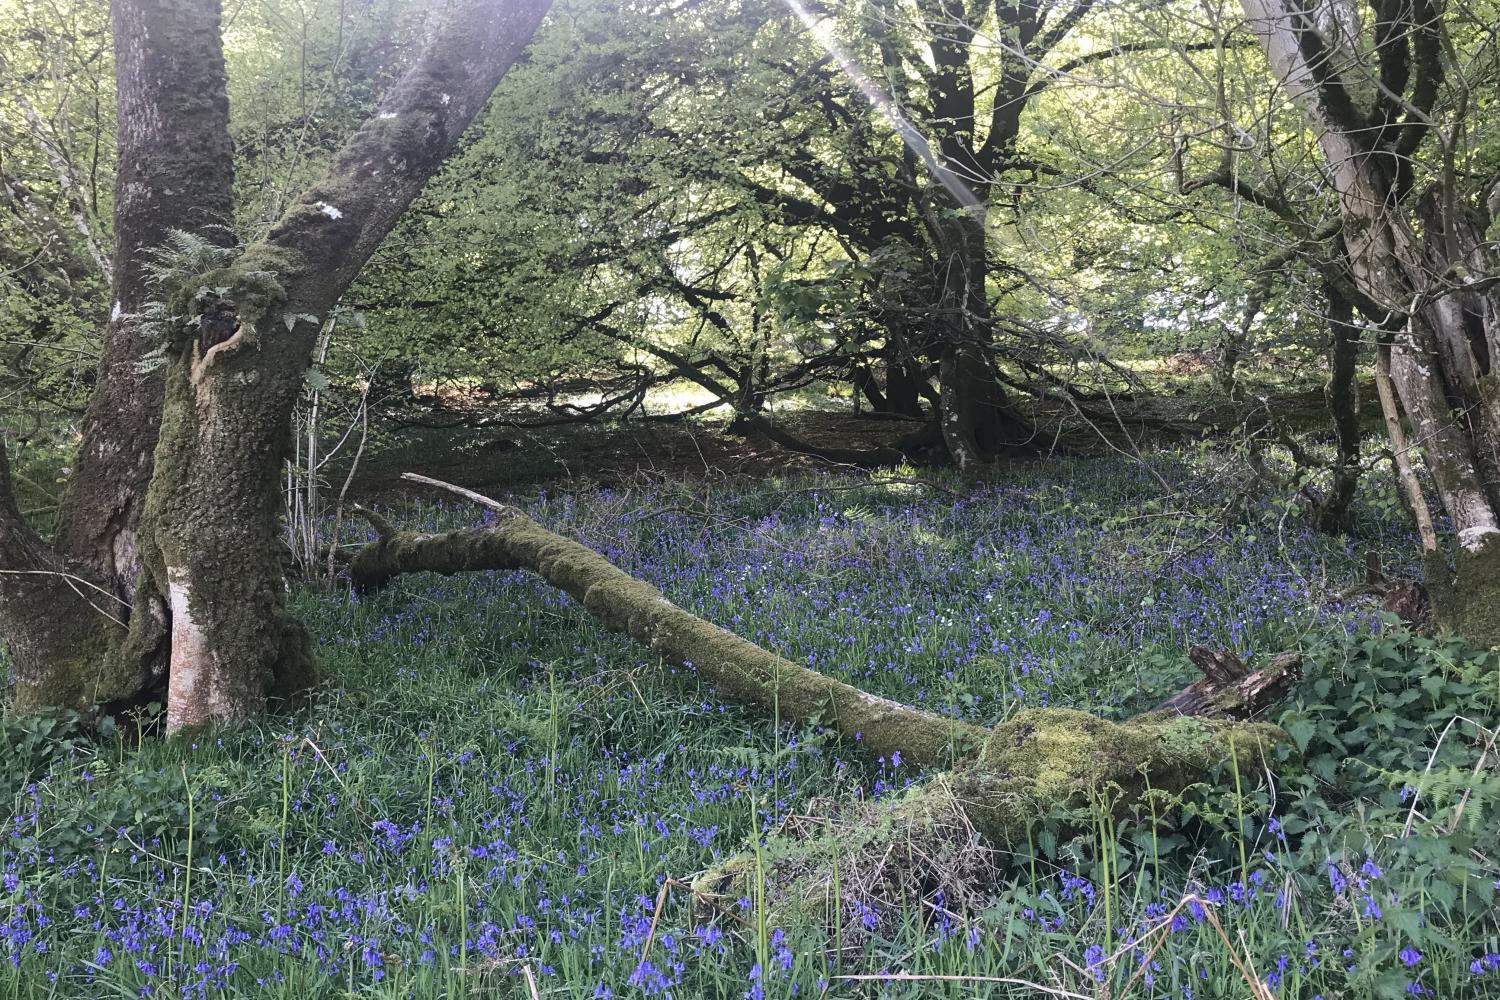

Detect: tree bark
60,0,238,595
351,476,984,767
1147,646,1301,720
2,0,236,711
0,439,123,711
1242,0,1500,645
1311,281,1362,534
881,334,928,420
931,212,1034,469
137,0,552,733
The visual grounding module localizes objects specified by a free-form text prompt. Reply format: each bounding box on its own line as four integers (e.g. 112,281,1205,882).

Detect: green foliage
1274,626,1500,890
0,710,85,803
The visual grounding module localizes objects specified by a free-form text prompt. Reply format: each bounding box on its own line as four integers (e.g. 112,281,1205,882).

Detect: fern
138,228,237,290
125,228,243,371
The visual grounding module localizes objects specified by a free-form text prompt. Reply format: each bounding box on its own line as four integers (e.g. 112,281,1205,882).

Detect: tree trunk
931,210,1034,469
0,440,122,711
345,475,1286,922
1147,646,1301,719
1242,0,1500,645
880,332,927,420
351,476,983,766
59,0,237,595
141,0,551,733
3,0,553,728
694,706,1282,928
350,475,1288,791
2,0,236,711
1312,282,1362,534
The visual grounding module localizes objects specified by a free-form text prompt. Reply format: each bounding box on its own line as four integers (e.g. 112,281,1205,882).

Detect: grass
2,446,1498,999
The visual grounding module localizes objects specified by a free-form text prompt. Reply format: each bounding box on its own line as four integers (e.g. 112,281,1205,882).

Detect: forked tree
0,0,552,730
1240,0,1500,644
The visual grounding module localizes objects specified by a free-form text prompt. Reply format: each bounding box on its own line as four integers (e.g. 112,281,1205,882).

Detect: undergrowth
1,451,1497,998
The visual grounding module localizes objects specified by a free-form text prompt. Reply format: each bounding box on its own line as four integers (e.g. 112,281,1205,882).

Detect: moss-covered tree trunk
137,0,552,732
1243,0,1500,646
0,440,119,711
3,0,552,729
1,0,236,711
352,476,987,767
350,475,1288,903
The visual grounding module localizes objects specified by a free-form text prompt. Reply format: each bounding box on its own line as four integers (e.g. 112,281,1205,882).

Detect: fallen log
350,474,986,769
692,708,1282,940
350,474,1292,928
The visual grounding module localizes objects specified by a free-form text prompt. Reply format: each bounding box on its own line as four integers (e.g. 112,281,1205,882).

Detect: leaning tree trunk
1,0,236,710
351,473,1288,780
1243,0,1500,645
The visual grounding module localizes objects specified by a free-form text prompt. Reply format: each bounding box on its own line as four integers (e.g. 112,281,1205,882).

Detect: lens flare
779,0,985,215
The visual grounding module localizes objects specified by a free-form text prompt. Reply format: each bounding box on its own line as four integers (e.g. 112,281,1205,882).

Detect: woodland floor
3,402,1499,999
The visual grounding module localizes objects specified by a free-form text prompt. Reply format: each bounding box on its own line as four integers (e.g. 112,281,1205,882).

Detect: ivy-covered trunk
2,0,553,730
1242,0,1500,645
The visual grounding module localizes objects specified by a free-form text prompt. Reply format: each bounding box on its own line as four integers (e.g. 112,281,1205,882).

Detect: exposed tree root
350,474,1292,924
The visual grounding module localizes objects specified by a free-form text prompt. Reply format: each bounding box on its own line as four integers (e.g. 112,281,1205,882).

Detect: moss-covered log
352,475,1293,929
692,709,1285,934
351,475,986,769
353,476,1290,779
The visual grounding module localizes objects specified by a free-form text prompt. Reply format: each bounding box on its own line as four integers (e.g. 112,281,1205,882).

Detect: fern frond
138,228,238,290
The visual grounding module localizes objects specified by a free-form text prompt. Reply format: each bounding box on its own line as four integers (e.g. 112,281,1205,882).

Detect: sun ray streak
780,0,985,215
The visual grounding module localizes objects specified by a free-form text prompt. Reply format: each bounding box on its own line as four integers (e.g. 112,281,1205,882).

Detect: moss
692,778,996,940
9,625,117,715
695,711,1288,923
959,709,1285,842
132,251,321,732
1431,538,1500,649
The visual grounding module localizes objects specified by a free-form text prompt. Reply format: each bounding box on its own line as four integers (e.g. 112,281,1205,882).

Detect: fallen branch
349,473,1292,928
350,474,985,768
1145,646,1302,720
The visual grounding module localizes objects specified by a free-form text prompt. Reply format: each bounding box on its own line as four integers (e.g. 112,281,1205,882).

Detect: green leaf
1284,717,1317,753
